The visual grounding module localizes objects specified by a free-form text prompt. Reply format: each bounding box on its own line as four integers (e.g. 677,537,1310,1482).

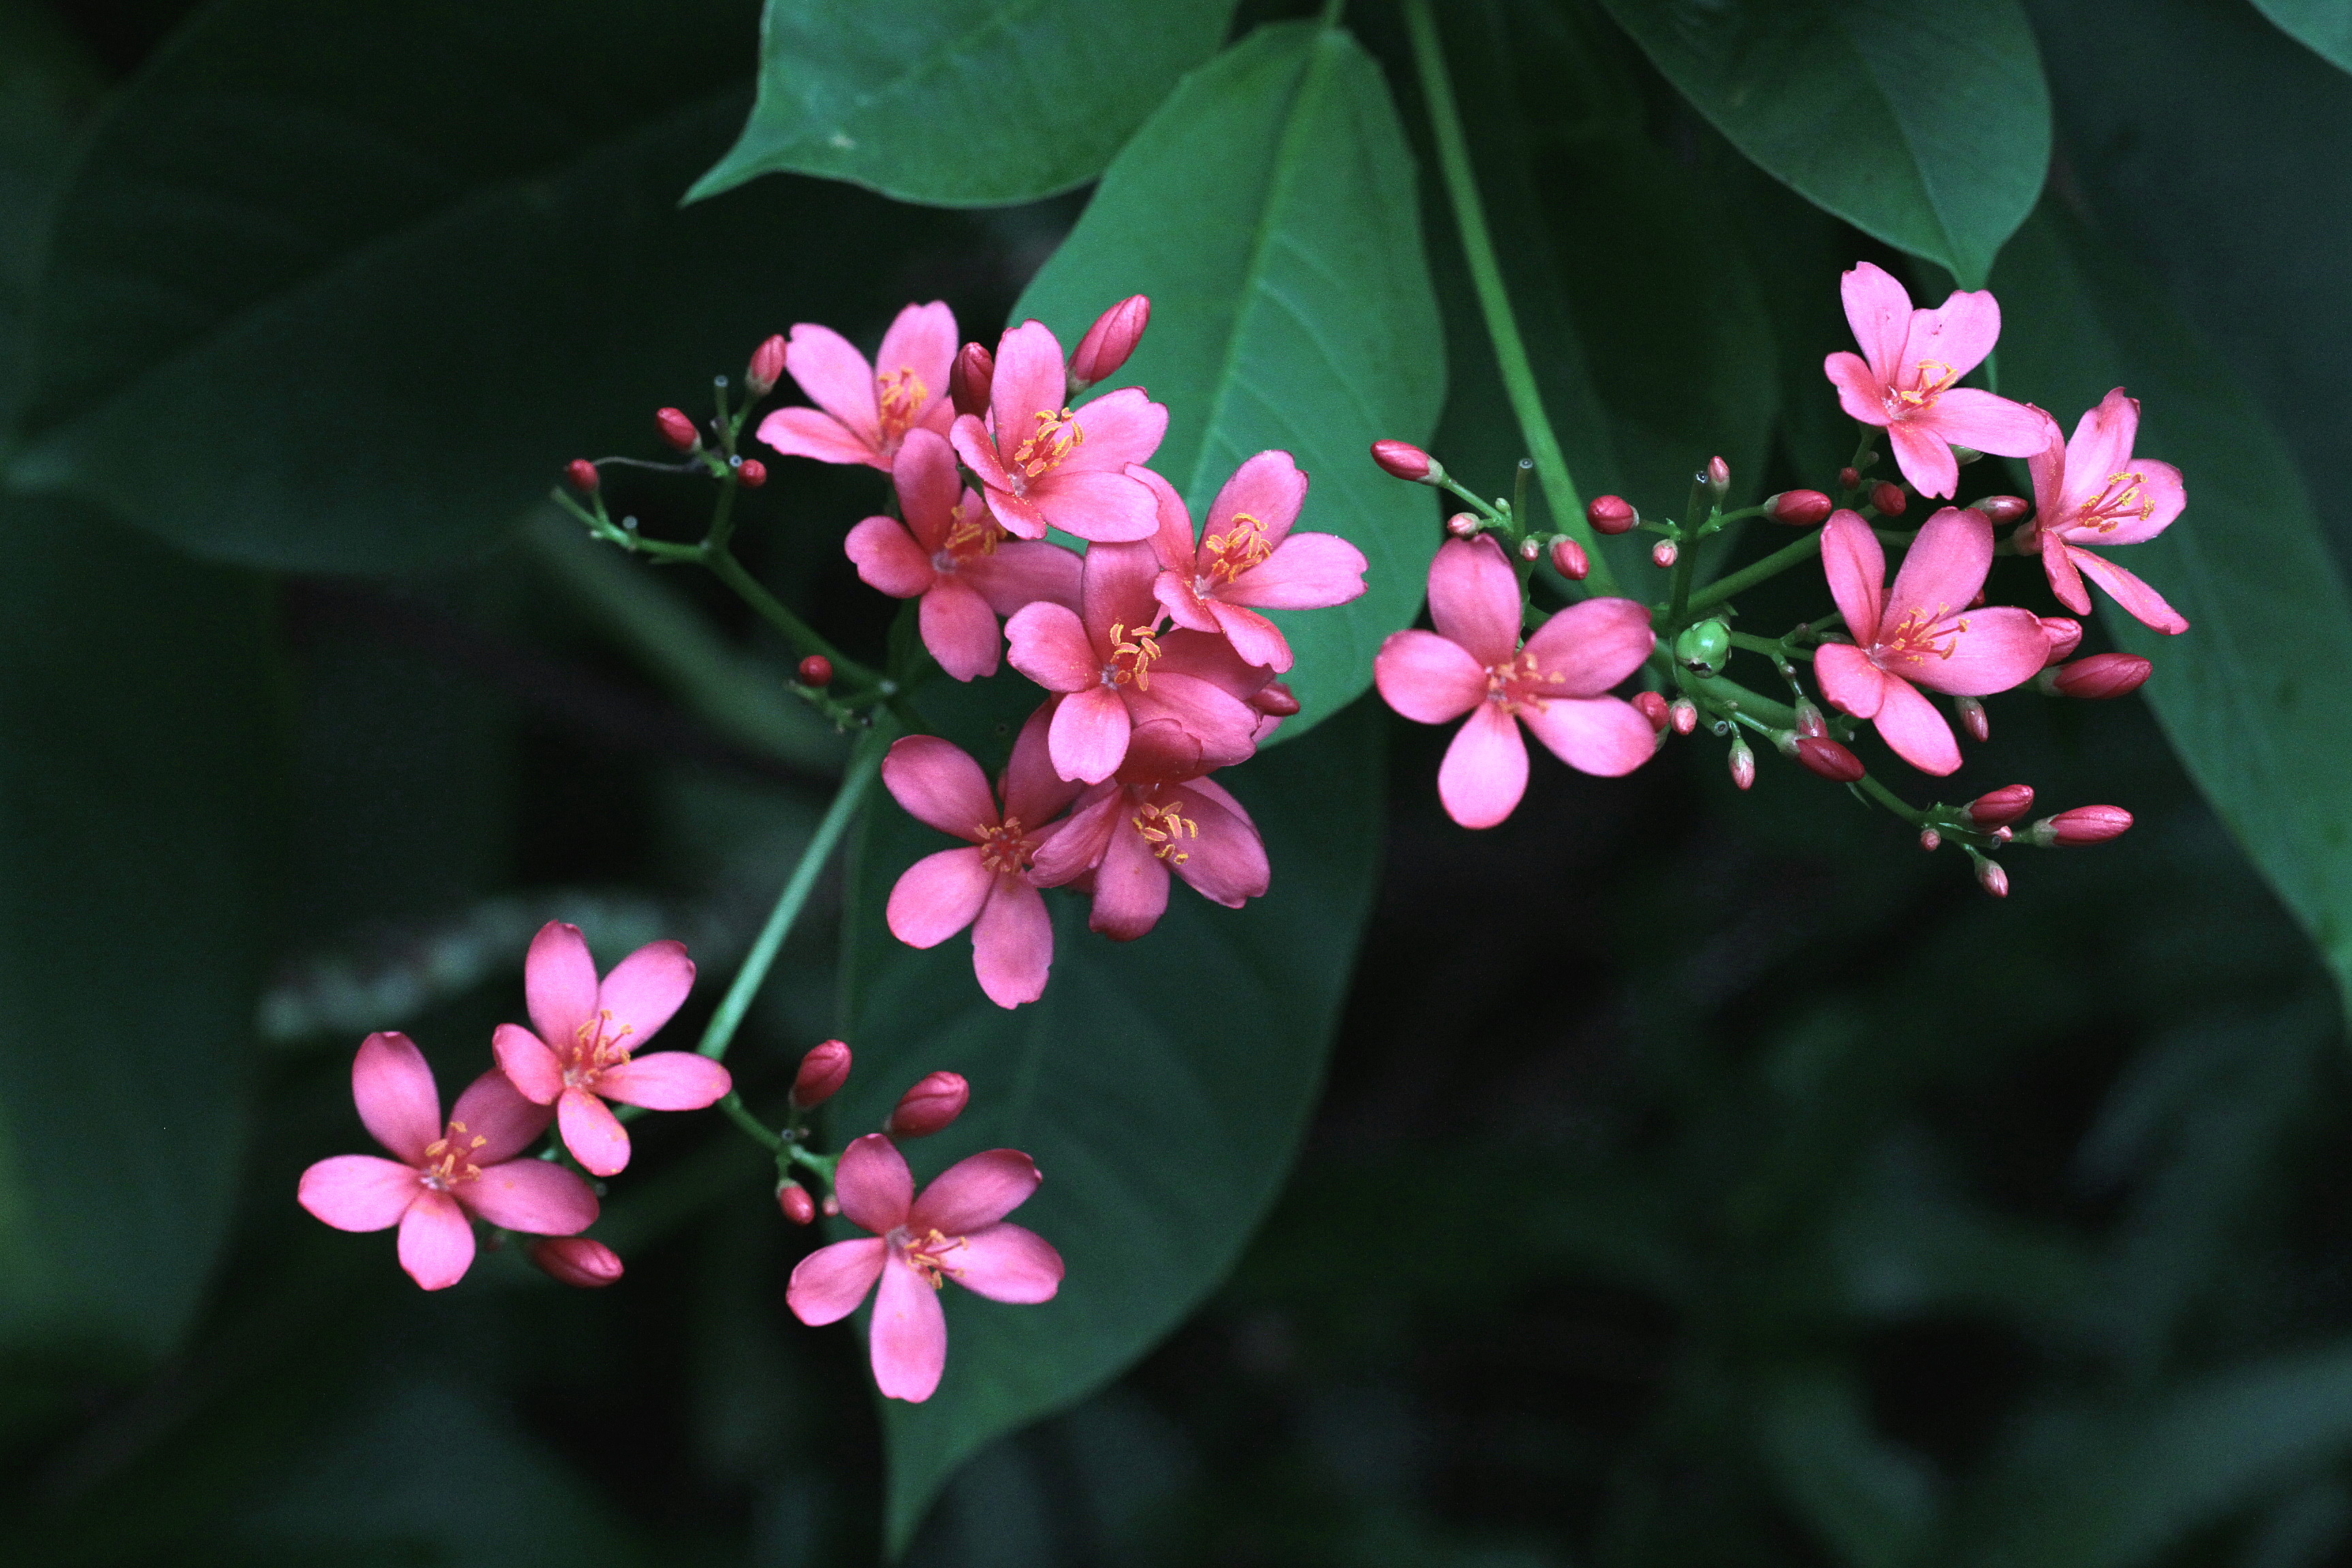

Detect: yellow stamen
1106,621,1160,690
1133,799,1198,863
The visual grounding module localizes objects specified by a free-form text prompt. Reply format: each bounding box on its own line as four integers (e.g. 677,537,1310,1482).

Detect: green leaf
1757,1365,1938,1568
1593,0,2050,287
1010,20,1446,740
2249,0,2352,74
0,0,102,430
836,683,1384,1552
687,0,1239,207
1993,205,2352,1008
0,500,284,1360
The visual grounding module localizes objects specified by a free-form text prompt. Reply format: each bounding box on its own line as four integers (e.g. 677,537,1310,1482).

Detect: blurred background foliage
3,0,2352,1564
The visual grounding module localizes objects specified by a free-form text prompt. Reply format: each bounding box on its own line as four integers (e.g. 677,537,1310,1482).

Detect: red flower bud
1767,489,1833,526
789,1038,851,1107
1250,681,1301,718
1371,438,1433,481
1966,784,2036,827
1975,493,2029,523
822,1194,840,1217
2038,617,2083,665
2046,652,2152,700
1633,691,1671,732
1518,537,1541,561
1955,694,1989,744
1669,697,1697,735
746,333,787,399
1976,858,2010,897
528,1237,623,1288
1705,455,1731,496
777,1182,817,1226
1919,828,1942,852
1069,294,1149,387
565,459,600,493
951,342,996,419
2031,805,2133,847
655,406,700,451
1446,511,1479,538
1838,466,1861,490
1651,540,1678,569
1587,495,1638,535
1549,537,1589,580
887,1071,968,1138
736,457,767,489
1793,701,1827,739
1869,480,1906,516
797,655,834,689
1786,734,1865,783
1729,736,1754,791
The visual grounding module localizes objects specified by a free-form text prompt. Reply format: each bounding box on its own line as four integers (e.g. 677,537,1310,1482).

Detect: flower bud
789,1038,851,1107
951,342,996,419
822,1194,840,1217
1728,735,1754,791
1976,857,2010,897
1955,695,1989,744
1587,495,1638,534
1445,511,1479,538
1784,734,1865,783
777,1182,817,1226
2030,804,2133,847
1991,824,2014,845
1965,784,2036,828
1705,455,1731,497
798,654,834,689
2038,616,2083,665
1838,466,1861,490
886,1071,968,1138
1549,537,1589,581
1633,691,1671,732
1669,697,1698,735
1371,438,1433,482
1919,828,1942,852
1518,538,1541,561
1675,619,1731,676
1975,494,2029,524
1651,540,1678,569
655,406,700,452
1767,489,1833,526
529,1237,623,1288
2045,652,2151,700
1869,480,1906,516
565,459,600,493
1069,294,1149,387
1793,701,1827,739
1250,681,1301,718
736,457,767,489
746,333,787,399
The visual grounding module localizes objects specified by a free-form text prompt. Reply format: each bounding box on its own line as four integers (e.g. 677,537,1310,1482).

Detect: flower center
1102,621,1160,690
932,500,1004,574
1197,512,1275,591
1484,649,1563,715
1878,604,1967,664
877,367,927,444
892,1226,967,1290
1132,797,1198,863
419,1120,486,1190
1886,357,1960,418
977,815,1034,877
1009,406,1083,487
2074,469,2153,534
562,1009,634,1089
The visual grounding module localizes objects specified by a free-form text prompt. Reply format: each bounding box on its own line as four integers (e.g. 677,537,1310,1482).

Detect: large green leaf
836,683,1384,1551
1011,20,1446,740
1993,206,2352,1005
2250,0,2352,74
1593,0,2049,288
0,500,284,1359
687,0,1237,207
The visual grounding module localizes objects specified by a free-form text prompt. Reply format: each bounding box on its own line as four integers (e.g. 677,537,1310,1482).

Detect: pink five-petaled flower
2019,389,2189,634
1822,261,2051,500
755,301,957,472
492,922,730,1177
1138,453,1367,674
1814,506,2051,776
845,429,1081,681
949,318,1168,544
786,1133,1063,1403
298,1032,598,1291
883,706,1080,1008
1373,534,1656,830
1006,539,1263,784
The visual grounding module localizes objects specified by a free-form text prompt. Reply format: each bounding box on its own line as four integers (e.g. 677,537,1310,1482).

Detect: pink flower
492,923,729,1177
1372,535,1656,829
1005,539,1262,784
1814,506,2051,776
2019,389,2189,634
1822,262,2052,499
844,429,1081,680
883,706,1080,1008
1139,453,1367,673
298,1031,597,1291
949,319,1167,544
755,301,958,471
786,1133,1062,1403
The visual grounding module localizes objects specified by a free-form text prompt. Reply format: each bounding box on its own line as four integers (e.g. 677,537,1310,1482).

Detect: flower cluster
758,298,1368,1005
1369,261,2178,896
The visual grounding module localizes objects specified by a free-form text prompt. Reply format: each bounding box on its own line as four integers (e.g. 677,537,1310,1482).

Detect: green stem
1857,772,1926,826
1727,630,1810,663
1402,0,1618,597
702,546,868,681
1684,529,1825,617
719,1093,784,1152
696,723,891,1064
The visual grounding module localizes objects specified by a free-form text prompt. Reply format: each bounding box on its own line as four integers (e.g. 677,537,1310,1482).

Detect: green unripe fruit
1675,619,1731,677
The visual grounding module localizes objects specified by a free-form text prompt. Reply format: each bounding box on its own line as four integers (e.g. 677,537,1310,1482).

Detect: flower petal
461,1157,598,1235
2073,549,2189,635
352,1030,440,1164
525,921,600,1056
1425,534,1521,668
987,319,1069,449
1437,702,1528,830
1089,802,1173,940
598,1051,732,1111
1841,261,1916,381
786,1237,886,1325
782,322,880,446
835,1132,914,1235
1374,628,1486,723
397,1189,475,1291
1167,783,1271,906
1060,387,1167,472
870,1253,948,1402
1000,700,1081,828
962,540,1083,618
1521,595,1654,696
1153,568,1219,634
1028,785,1122,887
882,734,998,840
1048,685,1132,785
889,426,965,552
756,406,883,470
911,1148,1043,1234
1907,606,2053,695
1885,506,1993,630
2085,456,2185,546
1204,448,1307,553
1886,419,1959,500
919,576,1003,681
1132,463,1198,574
599,939,694,1045
874,301,957,427
1124,674,1260,773
1207,599,1291,673
1824,350,1891,427
1004,600,1100,693
558,1085,632,1177
298,1154,421,1232
949,412,1015,492
886,846,994,948
1917,387,2051,459
449,1067,555,1163
1218,532,1367,612
2043,538,2092,614
1520,695,1656,777
1815,641,1889,719
1820,510,1886,644
845,514,933,600
1904,285,2000,380
1871,674,1962,775
972,879,1054,1009
1034,468,1158,542
948,1222,1064,1305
